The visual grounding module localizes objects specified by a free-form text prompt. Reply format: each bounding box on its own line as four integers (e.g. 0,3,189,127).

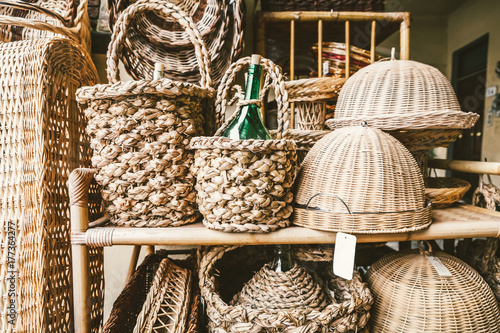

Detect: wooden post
400,13,410,60
256,13,266,56
370,20,376,63
290,19,295,129
125,245,142,286
345,20,350,79
318,19,323,77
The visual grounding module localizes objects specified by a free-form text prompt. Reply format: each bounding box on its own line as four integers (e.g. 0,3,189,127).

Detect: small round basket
190,56,297,233
425,177,471,208
199,245,373,332
366,242,500,332
293,125,431,234
76,5,215,227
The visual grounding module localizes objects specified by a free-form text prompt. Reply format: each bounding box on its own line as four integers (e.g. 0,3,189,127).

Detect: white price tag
323,60,330,76
427,256,452,277
333,232,357,280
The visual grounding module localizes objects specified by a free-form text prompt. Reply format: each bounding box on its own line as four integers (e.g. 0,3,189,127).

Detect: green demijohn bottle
153,63,165,80
272,244,293,272
221,54,272,140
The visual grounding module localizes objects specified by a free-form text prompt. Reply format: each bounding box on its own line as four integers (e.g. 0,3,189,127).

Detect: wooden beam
429,159,500,175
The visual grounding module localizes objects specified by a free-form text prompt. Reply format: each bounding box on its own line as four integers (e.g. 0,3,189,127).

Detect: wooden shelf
75,204,500,247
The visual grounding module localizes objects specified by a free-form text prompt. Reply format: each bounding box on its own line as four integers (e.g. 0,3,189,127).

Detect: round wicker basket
293,126,432,234
366,242,500,332
425,177,471,208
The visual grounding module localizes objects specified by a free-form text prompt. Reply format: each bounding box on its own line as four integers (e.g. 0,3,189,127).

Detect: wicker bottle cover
190,56,297,233
77,1,215,227
366,241,500,332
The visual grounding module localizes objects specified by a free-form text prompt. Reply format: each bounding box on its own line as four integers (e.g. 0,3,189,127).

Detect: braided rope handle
107,0,212,87
0,0,88,46
214,56,289,139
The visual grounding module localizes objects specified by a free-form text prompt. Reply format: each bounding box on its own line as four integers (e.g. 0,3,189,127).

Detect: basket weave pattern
200,245,373,332
425,177,471,208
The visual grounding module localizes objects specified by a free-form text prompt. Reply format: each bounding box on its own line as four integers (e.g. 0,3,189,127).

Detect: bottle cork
251,54,261,65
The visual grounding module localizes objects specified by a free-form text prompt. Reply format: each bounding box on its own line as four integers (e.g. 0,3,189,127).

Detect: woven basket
0,25,101,332
0,0,91,51
107,0,244,85
77,2,215,227
103,251,200,333
425,177,471,208
293,126,432,234
200,245,373,332
325,57,479,156
366,242,500,332
190,56,297,233
260,0,384,11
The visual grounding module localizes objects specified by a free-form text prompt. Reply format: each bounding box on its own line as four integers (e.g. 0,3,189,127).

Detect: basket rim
189,136,297,152
76,78,215,103
285,76,345,102
326,110,479,130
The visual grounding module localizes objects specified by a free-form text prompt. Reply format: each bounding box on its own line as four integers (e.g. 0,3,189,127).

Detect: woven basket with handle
190,56,297,233
0,15,101,332
77,2,215,227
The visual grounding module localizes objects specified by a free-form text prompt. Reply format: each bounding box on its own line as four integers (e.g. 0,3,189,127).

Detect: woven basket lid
366,242,500,332
327,58,479,131
293,126,431,234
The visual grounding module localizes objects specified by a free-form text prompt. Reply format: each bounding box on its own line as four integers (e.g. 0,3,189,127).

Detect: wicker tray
425,177,471,209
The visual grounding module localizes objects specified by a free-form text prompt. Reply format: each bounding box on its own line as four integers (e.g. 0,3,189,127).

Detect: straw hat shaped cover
326,55,479,134
293,125,431,234
366,242,500,332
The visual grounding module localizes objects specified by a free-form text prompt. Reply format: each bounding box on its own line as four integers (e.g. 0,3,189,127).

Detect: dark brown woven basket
260,0,384,12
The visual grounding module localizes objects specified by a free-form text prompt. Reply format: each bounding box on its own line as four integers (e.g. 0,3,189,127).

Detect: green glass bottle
272,244,293,272
221,54,272,140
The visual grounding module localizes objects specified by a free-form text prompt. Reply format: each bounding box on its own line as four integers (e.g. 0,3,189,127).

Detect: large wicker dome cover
366,244,500,332
293,126,431,233
328,59,479,130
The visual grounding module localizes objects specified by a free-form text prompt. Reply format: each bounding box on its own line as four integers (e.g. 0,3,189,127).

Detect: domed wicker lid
326,58,479,130
366,242,500,332
293,126,431,234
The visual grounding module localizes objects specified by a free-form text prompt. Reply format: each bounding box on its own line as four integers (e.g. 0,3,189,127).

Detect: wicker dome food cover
366,243,500,332
293,126,431,233
327,59,479,130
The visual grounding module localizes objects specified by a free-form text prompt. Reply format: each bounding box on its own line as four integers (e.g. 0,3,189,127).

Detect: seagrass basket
190,56,297,233
326,55,479,176
425,177,471,208
366,242,500,332
77,3,215,227
293,126,432,234
107,0,244,85
0,31,101,332
0,0,91,51
199,245,373,332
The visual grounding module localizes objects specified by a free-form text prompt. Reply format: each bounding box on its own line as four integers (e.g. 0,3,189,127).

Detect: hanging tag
323,60,330,76
427,256,452,277
333,232,357,280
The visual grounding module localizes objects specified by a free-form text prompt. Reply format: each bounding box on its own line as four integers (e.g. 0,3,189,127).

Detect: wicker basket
0,25,101,332
293,126,432,234
77,2,215,227
107,0,244,85
190,56,297,233
325,56,479,175
260,0,384,12
103,251,200,333
0,0,91,51
366,241,500,332
200,245,373,332
425,177,471,208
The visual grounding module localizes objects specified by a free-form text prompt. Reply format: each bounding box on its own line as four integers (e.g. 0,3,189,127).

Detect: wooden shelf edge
76,204,500,247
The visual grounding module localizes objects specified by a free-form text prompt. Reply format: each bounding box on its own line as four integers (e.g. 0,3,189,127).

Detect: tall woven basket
199,245,373,332
77,2,215,227
0,23,101,333
190,56,297,233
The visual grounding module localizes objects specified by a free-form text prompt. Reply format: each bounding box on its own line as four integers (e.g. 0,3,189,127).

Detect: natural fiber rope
86,228,114,247
69,168,97,207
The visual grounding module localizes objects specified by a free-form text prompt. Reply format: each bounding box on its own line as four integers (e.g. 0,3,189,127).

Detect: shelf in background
75,204,500,246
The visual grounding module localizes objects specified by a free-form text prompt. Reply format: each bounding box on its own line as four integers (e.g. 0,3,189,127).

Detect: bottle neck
244,64,262,100
273,244,293,273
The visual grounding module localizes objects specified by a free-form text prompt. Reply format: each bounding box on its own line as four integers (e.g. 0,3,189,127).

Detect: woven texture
261,0,384,11
200,245,373,332
0,37,100,332
366,244,500,332
425,177,471,208
78,3,215,227
293,126,432,234
0,0,91,51
107,0,244,85
190,56,297,233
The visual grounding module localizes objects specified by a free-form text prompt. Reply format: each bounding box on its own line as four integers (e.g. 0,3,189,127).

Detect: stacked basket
326,53,479,207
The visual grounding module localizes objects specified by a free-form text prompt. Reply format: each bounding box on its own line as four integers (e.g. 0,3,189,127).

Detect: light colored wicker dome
293,126,431,234
327,59,479,130
366,244,500,332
